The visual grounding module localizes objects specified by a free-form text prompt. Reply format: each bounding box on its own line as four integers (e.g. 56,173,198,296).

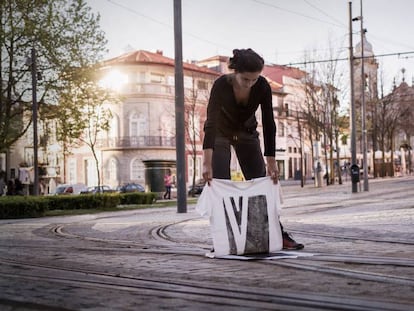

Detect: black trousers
211,132,285,232
164,186,171,199
212,132,266,180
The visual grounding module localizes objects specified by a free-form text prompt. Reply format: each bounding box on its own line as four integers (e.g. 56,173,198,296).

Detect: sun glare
99,70,128,91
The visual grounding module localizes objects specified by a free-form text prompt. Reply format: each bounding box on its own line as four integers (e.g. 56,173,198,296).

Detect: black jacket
203,74,276,156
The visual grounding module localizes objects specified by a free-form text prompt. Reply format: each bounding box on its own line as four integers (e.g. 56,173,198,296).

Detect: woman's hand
266,156,279,184
202,149,213,186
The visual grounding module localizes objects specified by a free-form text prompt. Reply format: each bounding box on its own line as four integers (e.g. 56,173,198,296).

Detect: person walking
163,169,172,200
14,178,24,195
202,48,304,250
0,172,5,196
6,179,14,196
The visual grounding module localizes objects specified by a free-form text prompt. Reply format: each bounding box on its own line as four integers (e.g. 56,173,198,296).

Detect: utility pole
349,2,358,193
360,0,369,191
173,0,187,213
297,111,304,188
31,47,39,196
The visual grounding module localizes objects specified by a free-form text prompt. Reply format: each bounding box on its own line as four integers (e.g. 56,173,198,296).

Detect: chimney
156,50,163,55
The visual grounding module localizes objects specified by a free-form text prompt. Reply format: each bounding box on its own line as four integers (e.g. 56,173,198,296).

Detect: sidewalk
0,176,412,310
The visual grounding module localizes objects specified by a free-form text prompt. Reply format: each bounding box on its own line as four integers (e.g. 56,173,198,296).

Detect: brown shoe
283,232,304,250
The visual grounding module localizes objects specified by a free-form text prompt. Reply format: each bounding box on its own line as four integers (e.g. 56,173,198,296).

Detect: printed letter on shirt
223,194,269,254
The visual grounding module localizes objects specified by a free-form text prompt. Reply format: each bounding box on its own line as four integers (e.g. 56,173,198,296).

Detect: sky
86,0,414,93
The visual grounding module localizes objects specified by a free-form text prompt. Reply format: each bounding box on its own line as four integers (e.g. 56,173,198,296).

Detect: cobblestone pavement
0,176,413,310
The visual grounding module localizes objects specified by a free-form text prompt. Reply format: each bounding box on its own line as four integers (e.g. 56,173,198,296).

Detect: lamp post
350,0,369,192
349,2,358,193
359,0,369,191
30,47,39,196
173,0,187,213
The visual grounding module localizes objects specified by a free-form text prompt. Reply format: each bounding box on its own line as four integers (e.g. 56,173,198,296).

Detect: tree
376,93,400,177
301,61,324,186
300,41,347,187
185,75,208,196
394,80,414,174
56,66,120,187
0,0,107,178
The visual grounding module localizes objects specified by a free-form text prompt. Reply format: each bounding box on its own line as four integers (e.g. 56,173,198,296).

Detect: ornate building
65,50,219,191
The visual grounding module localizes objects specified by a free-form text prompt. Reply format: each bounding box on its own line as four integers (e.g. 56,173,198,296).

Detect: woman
202,48,303,250
163,169,172,200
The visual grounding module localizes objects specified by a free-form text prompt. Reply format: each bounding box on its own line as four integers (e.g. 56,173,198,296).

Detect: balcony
39,165,60,178
96,136,176,149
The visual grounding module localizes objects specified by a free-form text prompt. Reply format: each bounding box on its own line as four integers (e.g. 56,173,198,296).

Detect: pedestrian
14,178,24,195
6,179,14,196
163,169,172,200
202,48,304,250
0,176,7,196
0,172,5,196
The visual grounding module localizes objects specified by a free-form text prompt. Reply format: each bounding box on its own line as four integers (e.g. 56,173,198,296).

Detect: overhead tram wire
303,0,347,27
106,0,230,51
251,0,345,28
106,0,349,56
282,51,414,67
105,0,413,72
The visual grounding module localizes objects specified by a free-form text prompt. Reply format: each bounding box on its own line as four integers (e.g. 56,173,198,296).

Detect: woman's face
234,71,261,89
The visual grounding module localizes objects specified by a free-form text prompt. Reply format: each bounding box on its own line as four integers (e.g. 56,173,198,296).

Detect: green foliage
0,196,48,218
0,0,108,152
0,192,157,219
119,192,157,205
55,65,122,186
46,193,120,211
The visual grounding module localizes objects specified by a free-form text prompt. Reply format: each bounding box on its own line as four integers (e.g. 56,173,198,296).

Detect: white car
54,183,87,195
80,185,115,194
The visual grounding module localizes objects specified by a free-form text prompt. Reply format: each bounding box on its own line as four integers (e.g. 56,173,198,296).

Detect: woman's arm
260,79,276,157
202,148,213,185
266,156,279,184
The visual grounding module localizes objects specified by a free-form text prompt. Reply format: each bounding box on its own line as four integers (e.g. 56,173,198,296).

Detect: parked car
117,183,145,193
54,183,87,195
188,179,206,195
80,185,116,194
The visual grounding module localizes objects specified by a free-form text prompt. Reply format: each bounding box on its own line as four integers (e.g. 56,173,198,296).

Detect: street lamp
27,47,39,195
352,0,368,191
349,2,358,193
358,0,369,192
349,0,369,193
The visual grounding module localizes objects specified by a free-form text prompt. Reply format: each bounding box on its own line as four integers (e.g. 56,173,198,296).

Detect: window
188,113,200,141
184,76,193,88
0,154,5,172
278,121,285,137
197,80,208,90
167,76,174,85
108,113,119,138
284,103,289,117
105,158,117,181
188,155,202,182
68,159,77,184
85,158,98,186
139,72,146,83
160,115,174,138
150,73,164,83
130,112,147,136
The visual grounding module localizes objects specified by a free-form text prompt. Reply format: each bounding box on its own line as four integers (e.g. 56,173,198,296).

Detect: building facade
5,43,411,195
65,50,219,191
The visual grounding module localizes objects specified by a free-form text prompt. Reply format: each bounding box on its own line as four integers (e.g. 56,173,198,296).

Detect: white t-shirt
196,177,283,256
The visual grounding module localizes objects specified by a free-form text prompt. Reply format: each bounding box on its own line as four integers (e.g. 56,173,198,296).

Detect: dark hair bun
228,48,264,73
